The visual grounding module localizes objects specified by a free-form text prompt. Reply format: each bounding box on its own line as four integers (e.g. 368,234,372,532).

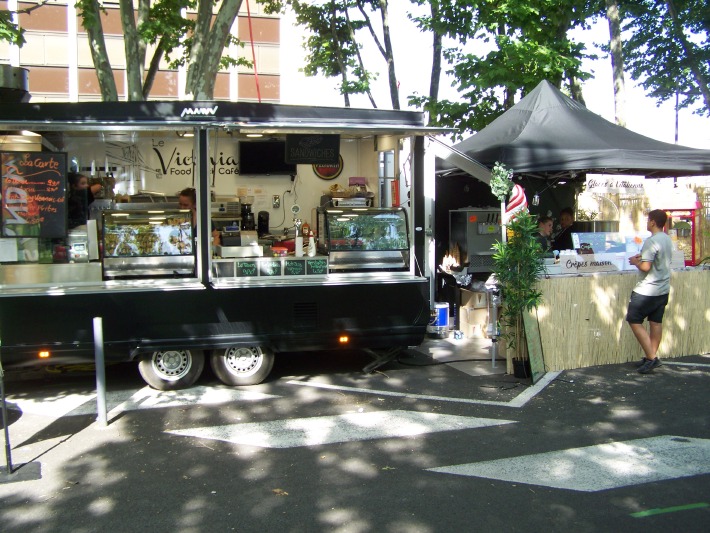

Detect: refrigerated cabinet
317,206,410,271
102,209,195,278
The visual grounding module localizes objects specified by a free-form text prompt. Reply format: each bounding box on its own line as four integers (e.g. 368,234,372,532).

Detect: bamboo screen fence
534,270,710,371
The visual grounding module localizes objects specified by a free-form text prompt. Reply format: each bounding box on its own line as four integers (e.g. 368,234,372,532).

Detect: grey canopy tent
437,80,710,182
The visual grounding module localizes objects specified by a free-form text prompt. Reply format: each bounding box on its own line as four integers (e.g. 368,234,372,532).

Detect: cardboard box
459,306,489,338
459,289,488,309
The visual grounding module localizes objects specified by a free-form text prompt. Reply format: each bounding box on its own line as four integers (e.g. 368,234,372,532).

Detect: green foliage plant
490,162,514,202
492,210,546,363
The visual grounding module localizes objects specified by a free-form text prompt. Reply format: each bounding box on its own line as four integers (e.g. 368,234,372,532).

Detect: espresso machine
240,197,255,231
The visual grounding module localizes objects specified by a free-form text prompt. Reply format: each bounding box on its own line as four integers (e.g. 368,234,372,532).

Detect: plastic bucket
427,302,449,338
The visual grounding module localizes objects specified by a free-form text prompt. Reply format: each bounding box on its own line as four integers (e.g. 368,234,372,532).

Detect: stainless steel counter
0,262,102,285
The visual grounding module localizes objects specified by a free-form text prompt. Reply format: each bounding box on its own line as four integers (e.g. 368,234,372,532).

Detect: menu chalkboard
236,260,259,277
306,258,328,275
284,258,306,276
1,151,67,238
259,259,282,277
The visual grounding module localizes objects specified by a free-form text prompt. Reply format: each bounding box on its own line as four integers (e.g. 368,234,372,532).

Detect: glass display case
316,207,410,271
102,209,195,279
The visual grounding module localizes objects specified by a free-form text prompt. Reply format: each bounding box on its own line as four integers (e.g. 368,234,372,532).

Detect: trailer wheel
138,350,205,390
210,346,275,386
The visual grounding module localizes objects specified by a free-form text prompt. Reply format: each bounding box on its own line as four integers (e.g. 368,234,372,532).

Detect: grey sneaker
637,357,661,374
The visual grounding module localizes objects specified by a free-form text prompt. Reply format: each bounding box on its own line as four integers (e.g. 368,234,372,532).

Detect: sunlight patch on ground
428,435,710,492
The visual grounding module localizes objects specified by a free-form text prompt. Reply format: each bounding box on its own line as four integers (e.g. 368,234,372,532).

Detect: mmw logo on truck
180,105,219,118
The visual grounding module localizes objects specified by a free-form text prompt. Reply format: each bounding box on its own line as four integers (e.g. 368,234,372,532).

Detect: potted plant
489,164,546,378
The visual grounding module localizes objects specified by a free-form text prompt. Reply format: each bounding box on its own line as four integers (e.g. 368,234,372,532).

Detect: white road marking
428,435,710,492
287,371,561,408
166,409,517,448
663,361,710,368
8,386,279,418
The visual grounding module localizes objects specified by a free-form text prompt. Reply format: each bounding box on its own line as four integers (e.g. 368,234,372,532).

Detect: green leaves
0,10,25,47
622,0,709,115
491,211,546,359
490,162,514,202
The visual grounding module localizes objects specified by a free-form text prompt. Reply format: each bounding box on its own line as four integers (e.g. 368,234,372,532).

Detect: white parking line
9,385,279,418
287,371,561,408
167,410,517,448
663,361,710,368
428,435,710,492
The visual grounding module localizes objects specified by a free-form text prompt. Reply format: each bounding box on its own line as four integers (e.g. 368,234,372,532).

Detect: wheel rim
151,350,192,381
222,346,263,377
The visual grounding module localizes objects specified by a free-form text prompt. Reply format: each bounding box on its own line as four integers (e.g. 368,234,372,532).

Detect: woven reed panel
536,270,710,371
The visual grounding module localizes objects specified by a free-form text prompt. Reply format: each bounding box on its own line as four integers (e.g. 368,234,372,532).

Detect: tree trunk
143,38,166,99
428,1,442,106
345,8,376,107
378,0,400,109
80,0,118,101
665,0,710,114
329,5,351,108
119,0,143,101
606,0,626,126
185,0,243,100
569,76,586,105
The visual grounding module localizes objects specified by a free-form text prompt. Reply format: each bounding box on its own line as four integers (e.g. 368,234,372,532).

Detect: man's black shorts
626,292,670,324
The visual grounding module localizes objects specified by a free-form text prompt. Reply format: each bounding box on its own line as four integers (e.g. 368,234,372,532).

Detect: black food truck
0,101,438,390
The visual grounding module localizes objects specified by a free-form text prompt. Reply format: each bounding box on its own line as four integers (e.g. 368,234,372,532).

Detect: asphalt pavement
1,337,709,532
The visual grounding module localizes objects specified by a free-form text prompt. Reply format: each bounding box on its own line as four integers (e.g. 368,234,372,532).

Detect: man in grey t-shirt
626,209,674,374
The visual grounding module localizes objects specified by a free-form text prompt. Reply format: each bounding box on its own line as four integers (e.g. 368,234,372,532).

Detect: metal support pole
93,317,107,426
486,284,502,369
1,355,13,475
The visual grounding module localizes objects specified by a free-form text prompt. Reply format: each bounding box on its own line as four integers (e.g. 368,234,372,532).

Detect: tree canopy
2,0,707,127
621,0,710,116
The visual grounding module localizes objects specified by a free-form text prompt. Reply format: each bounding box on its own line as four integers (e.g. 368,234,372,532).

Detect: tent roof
438,80,710,179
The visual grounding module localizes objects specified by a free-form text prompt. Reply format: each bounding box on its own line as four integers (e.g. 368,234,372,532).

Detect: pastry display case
316,207,410,271
102,210,195,279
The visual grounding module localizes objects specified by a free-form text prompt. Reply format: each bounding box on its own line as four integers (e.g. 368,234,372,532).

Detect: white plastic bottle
307,231,316,257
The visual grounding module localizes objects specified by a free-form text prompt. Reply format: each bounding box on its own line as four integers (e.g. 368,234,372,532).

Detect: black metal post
0,354,13,474
93,317,107,426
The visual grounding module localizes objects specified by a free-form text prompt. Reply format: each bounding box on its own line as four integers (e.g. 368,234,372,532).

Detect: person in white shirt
626,209,673,374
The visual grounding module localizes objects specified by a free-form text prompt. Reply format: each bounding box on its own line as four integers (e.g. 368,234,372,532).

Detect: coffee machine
240,197,255,231
258,211,269,236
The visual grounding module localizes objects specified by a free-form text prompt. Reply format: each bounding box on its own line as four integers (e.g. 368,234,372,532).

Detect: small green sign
259,259,282,276
284,259,306,276
306,258,328,275
236,260,258,277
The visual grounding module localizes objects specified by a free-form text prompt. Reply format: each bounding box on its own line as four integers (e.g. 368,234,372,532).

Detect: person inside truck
178,187,220,246
67,172,101,229
535,215,554,257
552,206,576,251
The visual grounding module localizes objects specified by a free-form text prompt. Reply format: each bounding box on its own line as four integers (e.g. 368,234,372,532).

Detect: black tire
138,350,205,390
210,346,275,386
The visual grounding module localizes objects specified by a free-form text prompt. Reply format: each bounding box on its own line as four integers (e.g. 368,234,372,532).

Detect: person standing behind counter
67,172,101,229
552,207,575,251
535,216,554,256
178,187,220,246
626,209,673,374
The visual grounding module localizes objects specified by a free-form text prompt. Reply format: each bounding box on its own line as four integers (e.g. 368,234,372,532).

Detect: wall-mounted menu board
1,151,67,238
